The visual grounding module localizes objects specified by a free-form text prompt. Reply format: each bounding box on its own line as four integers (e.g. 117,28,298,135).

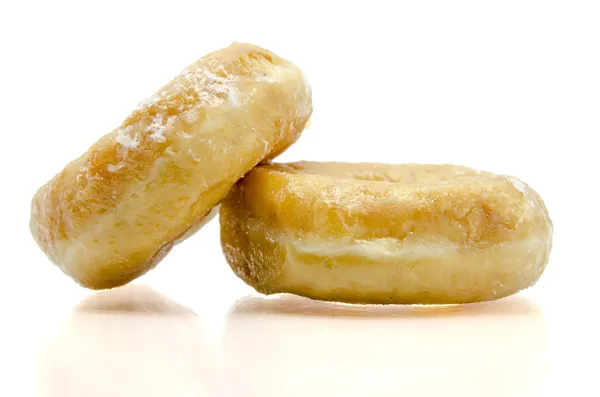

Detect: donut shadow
72,283,198,315
223,293,546,397
229,293,538,318
37,284,219,397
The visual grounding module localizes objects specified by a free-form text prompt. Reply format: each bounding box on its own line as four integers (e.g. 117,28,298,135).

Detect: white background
1,1,599,396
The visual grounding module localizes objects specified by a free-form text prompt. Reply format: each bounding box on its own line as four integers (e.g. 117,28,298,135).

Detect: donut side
220,163,553,304
30,43,312,289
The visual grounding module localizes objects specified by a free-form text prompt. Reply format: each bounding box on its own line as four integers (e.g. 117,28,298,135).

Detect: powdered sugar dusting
148,114,166,143
228,89,241,107
185,110,199,124
137,94,160,109
107,161,125,172
147,115,178,143
121,60,242,151
182,62,240,108
115,126,139,149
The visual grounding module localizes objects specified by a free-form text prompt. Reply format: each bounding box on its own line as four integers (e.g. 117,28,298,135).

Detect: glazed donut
220,162,553,304
30,42,312,289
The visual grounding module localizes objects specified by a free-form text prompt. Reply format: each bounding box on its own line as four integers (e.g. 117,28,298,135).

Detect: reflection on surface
223,294,546,397
37,284,217,397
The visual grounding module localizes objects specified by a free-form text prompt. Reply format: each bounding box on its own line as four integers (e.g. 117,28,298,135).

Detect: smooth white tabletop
2,219,597,397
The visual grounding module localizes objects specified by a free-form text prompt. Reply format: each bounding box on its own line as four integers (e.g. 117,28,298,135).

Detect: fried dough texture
220,162,552,304
31,43,312,289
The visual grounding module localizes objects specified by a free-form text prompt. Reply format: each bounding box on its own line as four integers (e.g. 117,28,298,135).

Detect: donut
220,162,553,304
30,42,312,289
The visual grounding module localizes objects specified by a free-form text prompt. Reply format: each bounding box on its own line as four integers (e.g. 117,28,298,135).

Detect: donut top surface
266,161,492,186
232,162,552,247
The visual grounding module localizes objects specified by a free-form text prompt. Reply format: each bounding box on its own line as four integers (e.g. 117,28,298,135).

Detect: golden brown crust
31,43,312,289
220,162,553,304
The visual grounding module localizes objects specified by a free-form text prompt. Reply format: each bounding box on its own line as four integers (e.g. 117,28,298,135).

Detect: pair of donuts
31,43,553,303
